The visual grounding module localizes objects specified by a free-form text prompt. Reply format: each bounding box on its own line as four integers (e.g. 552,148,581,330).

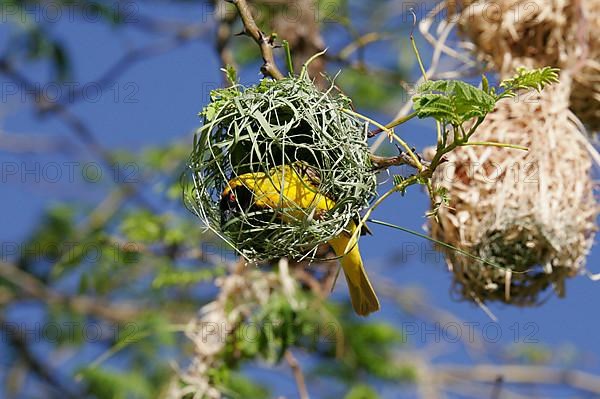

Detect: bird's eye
228,192,236,202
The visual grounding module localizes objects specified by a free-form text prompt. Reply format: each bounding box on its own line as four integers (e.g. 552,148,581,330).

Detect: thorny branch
225,0,284,79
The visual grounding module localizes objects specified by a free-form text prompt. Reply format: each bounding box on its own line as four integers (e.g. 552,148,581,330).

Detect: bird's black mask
219,185,254,228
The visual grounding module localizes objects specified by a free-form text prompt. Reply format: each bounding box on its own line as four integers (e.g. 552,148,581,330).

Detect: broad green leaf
413,80,496,125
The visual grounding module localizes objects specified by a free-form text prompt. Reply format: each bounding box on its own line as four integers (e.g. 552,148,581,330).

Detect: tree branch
369,152,427,170
226,0,284,79
285,350,309,399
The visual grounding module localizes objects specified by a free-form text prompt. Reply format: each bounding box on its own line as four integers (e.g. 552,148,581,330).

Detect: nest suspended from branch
184,75,377,262
428,75,597,306
449,0,582,70
447,0,600,132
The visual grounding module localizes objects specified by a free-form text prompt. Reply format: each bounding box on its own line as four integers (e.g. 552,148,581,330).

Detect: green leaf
341,319,417,381
204,103,217,121
413,80,496,125
152,266,224,288
426,186,450,218
221,372,269,399
78,368,152,399
345,384,380,399
499,66,560,98
120,210,164,243
200,85,242,121
221,65,238,85
141,143,189,171
481,74,490,94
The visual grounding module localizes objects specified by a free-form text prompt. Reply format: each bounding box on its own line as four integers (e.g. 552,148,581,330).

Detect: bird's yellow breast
226,164,335,221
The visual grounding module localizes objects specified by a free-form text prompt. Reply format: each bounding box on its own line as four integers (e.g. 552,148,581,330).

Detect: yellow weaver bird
220,162,380,316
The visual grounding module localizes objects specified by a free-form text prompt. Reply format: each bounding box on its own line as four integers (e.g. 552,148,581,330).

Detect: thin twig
490,376,504,399
338,32,389,60
369,152,426,170
285,350,310,399
368,111,418,138
435,365,600,394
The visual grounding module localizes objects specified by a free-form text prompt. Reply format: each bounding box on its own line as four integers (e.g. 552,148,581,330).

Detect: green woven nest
184,76,377,262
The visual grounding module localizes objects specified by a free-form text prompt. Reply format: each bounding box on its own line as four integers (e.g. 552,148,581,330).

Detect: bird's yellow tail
329,223,380,316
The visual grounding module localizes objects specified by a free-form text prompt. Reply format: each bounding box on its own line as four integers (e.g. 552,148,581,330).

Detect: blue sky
1,1,599,396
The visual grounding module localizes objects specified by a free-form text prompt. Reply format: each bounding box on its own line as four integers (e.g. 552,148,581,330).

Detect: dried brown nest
428,75,597,306
571,0,600,132
448,0,600,132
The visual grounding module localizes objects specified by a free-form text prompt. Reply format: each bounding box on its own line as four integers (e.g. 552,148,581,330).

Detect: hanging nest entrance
428,75,597,306
184,76,377,262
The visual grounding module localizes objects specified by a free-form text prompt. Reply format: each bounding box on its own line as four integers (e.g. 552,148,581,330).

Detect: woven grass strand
184,76,377,262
